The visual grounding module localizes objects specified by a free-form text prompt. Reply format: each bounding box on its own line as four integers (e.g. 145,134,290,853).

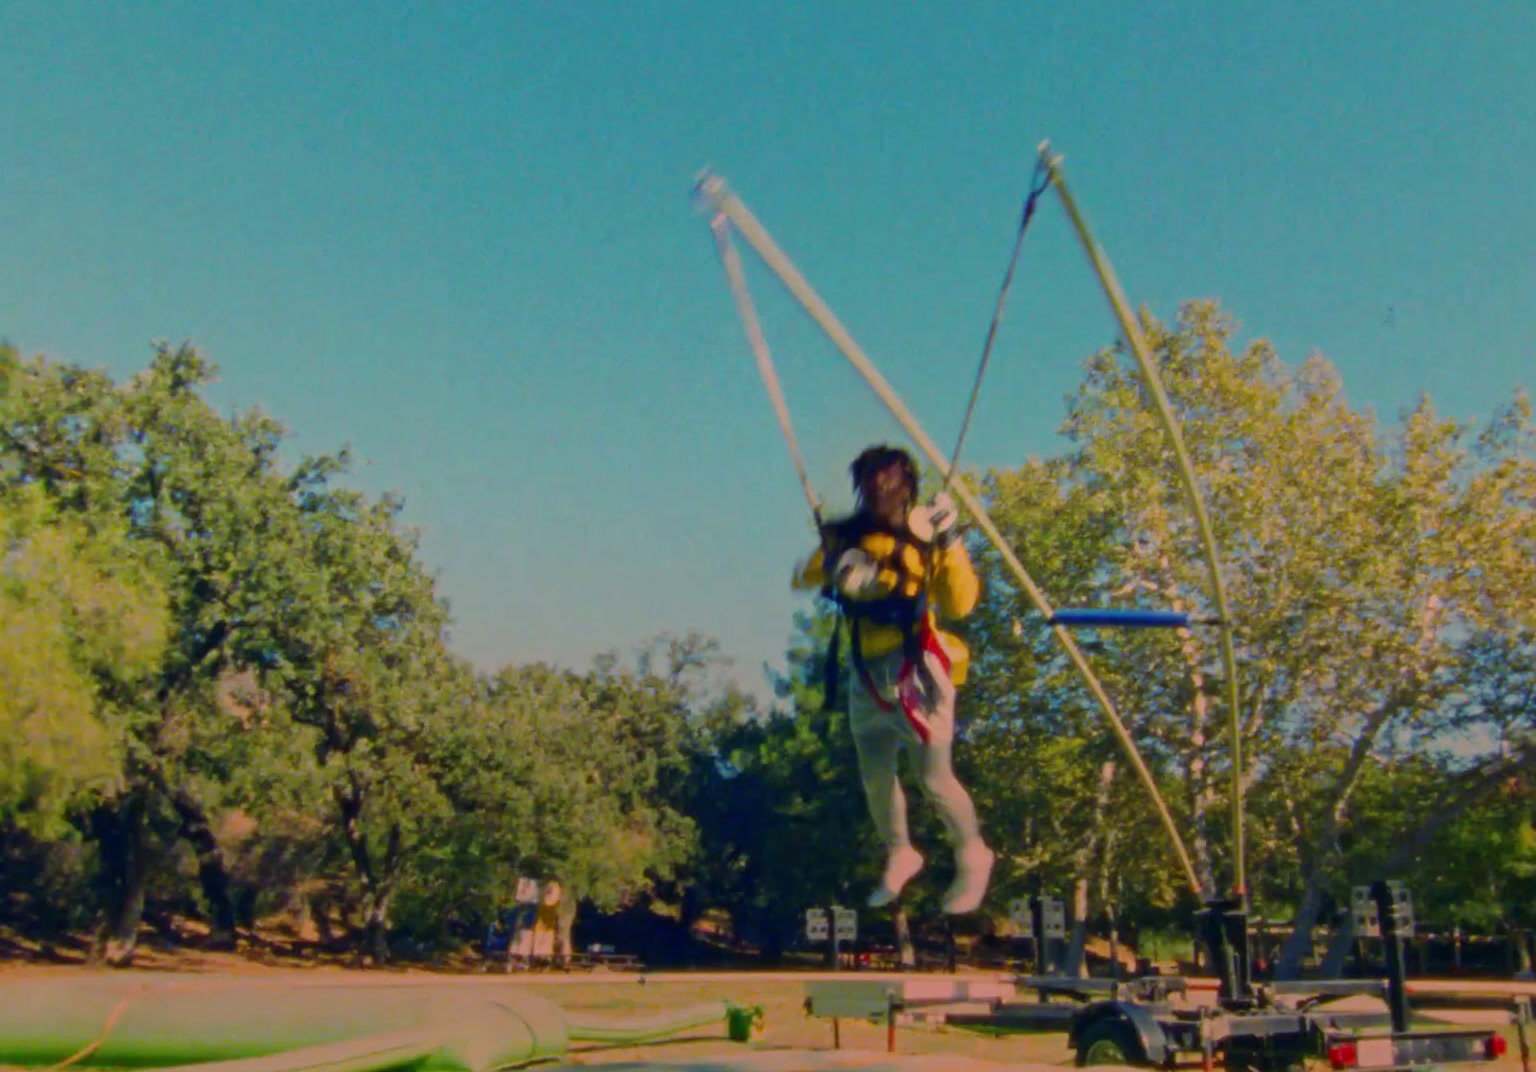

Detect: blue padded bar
1049,608,1192,629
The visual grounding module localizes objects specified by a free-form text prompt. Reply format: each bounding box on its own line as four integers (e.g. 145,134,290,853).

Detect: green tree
0,342,466,962
959,301,1536,968
230,464,463,962
0,482,168,836
964,454,1189,946
400,632,732,960
683,605,900,960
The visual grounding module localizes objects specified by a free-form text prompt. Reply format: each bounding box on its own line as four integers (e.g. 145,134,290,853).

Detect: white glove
909,492,960,548
833,548,882,597
928,492,959,548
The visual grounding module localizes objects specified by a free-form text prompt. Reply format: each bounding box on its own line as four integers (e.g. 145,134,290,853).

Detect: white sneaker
866,846,925,908
942,844,995,914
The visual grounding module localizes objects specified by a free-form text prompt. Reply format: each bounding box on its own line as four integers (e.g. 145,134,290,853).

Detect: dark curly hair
850,444,919,504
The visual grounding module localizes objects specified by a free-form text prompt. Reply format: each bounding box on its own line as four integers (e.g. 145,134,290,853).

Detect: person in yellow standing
793,445,994,914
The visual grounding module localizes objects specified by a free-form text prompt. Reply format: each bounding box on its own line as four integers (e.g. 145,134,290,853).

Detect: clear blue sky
3,3,1532,701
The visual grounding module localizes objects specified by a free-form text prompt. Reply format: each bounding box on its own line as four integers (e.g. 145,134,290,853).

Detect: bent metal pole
695,172,1203,898
1041,143,1248,901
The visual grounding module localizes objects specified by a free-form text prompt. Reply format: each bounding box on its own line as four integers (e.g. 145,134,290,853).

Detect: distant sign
805,907,856,942
832,906,858,942
1353,883,1414,937
1040,898,1066,939
1007,897,1066,937
805,908,829,941
1351,886,1380,938
1008,898,1029,928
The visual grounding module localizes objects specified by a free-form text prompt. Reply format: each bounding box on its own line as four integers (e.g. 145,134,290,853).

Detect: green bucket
725,1005,763,1043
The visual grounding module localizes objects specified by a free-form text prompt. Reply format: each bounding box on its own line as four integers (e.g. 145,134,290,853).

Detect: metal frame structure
699,144,1531,1070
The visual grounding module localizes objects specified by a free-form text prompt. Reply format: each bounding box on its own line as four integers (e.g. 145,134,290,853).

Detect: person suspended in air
792,444,994,914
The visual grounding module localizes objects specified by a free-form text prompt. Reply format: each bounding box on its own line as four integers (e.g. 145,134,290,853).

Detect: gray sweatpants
849,648,986,855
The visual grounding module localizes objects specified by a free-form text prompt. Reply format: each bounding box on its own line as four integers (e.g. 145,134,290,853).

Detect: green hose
0,976,743,1071
135,1028,445,1072
562,1001,730,1044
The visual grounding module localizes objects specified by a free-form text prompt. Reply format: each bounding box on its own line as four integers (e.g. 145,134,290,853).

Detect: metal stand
1373,879,1413,1033
1197,896,1255,1010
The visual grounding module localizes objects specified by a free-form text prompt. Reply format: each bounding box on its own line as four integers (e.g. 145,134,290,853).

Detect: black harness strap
818,514,935,712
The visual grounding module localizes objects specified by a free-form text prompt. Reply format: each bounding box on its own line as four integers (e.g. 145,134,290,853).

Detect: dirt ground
0,959,1529,1071
415,973,1536,1071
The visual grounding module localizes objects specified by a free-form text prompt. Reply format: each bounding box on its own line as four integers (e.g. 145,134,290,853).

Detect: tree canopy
1,305,1531,971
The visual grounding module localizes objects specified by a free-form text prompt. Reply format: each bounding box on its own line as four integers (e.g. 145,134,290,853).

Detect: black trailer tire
1076,1019,1145,1067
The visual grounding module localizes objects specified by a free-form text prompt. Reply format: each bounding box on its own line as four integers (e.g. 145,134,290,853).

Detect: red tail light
1487,1035,1508,1058
1328,1042,1359,1069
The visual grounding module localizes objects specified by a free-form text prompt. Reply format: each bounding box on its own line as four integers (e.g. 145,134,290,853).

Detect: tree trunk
822,903,836,969
1106,907,1121,980
1273,706,1396,980
892,905,916,968
1318,912,1356,979
1097,837,1123,979
1275,868,1328,980
1272,717,1492,982
1064,759,1118,978
362,896,391,964
332,775,406,966
758,909,784,964
679,884,704,964
311,888,338,947
167,785,237,948
1139,567,1219,895
1064,874,1090,978
90,794,150,968
555,890,577,967
1281,750,1533,983
140,717,241,950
